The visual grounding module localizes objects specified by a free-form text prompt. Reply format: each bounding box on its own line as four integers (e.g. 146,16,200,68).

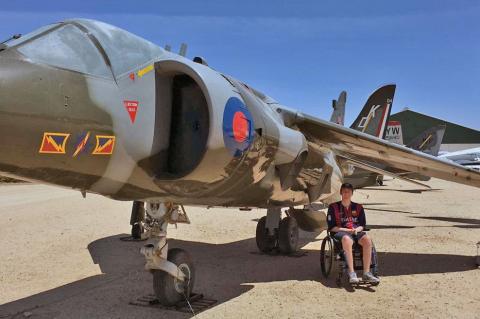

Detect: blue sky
1,1,479,129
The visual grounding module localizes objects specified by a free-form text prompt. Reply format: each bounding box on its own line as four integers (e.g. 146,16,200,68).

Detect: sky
1,0,479,129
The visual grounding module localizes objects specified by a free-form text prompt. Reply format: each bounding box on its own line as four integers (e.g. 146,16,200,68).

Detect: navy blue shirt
327,201,366,230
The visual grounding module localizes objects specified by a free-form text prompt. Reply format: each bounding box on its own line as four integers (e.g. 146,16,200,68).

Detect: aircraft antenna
179,43,188,57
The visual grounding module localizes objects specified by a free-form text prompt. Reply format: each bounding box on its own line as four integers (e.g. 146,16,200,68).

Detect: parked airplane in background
329,85,394,188
439,147,480,171
0,19,479,306
329,91,346,125
327,86,446,187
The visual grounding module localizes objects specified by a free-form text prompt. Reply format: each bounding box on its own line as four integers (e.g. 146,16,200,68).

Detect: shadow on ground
361,187,442,194
0,234,477,318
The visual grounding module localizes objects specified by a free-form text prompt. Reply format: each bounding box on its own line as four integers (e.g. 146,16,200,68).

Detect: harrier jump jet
1,19,479,305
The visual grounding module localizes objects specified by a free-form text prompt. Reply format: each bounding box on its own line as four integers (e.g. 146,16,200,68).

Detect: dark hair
340,183,354,192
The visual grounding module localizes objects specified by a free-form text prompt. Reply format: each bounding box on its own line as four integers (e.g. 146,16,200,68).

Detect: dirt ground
0,178,479,319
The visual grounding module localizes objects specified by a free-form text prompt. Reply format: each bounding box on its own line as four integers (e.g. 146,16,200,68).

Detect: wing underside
292,112,480,188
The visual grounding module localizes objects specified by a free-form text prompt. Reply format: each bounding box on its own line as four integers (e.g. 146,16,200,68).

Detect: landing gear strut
255,207,299,254
140,202,193,306
130,201,145,239
376,175,384,186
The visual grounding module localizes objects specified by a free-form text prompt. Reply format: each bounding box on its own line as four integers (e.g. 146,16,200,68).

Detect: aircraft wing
291,112,480,188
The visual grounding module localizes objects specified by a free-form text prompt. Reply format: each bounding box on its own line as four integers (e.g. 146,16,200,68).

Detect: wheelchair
320,229,379,287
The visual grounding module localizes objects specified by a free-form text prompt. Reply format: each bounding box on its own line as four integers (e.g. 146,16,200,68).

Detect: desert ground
0,178,479,318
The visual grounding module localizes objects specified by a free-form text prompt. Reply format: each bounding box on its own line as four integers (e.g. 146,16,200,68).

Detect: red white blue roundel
223,97,254,157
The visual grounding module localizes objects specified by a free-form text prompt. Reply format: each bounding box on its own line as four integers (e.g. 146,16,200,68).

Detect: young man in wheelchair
327,183,380,284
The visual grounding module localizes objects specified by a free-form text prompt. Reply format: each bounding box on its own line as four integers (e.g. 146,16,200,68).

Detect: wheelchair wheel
370,243,380,285
320,236,336,278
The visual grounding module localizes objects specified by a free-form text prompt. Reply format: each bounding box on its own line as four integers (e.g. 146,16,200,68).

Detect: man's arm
331,226,355,233
354,204,366,233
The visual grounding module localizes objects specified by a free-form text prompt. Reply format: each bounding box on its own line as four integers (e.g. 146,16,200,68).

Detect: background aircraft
330,88,447,188
438,147,480,171
0,19,479,305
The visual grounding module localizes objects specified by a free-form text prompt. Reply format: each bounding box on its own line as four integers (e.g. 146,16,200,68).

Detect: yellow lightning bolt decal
72,132,90,157
45,135,63,152
92,135,115,155
39,132,70,154
97,138,113,152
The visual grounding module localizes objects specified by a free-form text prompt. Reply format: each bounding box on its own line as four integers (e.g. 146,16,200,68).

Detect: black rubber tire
131,223,144,239
255,216,277,253
320,236,335,278
371,243,380,281
153,248,195,306
278,216,299,254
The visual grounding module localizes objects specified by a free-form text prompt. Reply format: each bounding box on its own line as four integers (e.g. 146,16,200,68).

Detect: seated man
327,183,380,284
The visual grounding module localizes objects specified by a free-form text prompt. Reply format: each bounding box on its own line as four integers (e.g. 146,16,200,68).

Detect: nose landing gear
140,202,194,306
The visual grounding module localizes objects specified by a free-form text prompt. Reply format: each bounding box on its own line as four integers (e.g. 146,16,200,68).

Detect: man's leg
358,234,372,273
341,235,355,273
358,234,380,283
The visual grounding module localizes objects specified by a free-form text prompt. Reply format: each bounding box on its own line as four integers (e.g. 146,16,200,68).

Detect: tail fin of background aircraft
385,120,404,144
350,84,396,139
329,91,346,125
407,124,446,156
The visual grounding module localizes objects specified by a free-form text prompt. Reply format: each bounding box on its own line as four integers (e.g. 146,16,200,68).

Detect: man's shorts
333,231,367,243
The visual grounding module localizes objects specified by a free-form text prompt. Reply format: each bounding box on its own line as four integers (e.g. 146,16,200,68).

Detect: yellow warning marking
137,64,154,78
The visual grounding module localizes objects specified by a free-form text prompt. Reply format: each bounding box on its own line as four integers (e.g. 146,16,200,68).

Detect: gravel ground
0,178,478,319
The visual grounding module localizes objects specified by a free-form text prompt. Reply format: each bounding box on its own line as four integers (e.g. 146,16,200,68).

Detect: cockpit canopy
9,19,164,79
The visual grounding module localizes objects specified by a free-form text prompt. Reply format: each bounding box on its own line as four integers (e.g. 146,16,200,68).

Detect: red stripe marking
375,103,389,138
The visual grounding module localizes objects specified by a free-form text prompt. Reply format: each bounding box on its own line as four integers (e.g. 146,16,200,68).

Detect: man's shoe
363,272,380,284
348,272,360,284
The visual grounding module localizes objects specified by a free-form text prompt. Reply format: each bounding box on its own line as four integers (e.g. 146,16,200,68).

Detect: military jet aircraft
1,19,479,306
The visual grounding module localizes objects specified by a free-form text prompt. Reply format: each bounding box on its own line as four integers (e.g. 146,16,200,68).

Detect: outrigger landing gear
255,207,299,254
140,202,194,306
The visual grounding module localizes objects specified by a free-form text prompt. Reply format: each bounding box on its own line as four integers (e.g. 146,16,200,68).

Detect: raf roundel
223,97,254,157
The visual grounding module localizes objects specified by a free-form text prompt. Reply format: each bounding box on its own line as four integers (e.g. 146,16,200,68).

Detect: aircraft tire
278,216,299,254
152,248,195,306
255,216,276,253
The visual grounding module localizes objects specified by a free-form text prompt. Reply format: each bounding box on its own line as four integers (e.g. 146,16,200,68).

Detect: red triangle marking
123,100,139,124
